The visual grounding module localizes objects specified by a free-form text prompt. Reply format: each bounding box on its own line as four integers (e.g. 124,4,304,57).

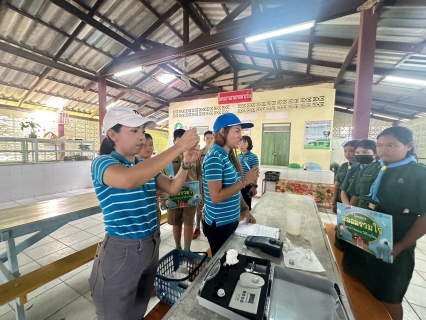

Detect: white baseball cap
103,106,156,131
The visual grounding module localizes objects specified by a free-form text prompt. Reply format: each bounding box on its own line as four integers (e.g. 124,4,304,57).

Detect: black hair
174,128,186,140
354,139,377,154
204,130,213,137
377,126,415,156
145,133,153,140
100,138,115,155
241,136,253,151
105,124,123,149
344,140,359,148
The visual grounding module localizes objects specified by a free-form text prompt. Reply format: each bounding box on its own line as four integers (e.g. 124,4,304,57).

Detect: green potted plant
20,121,41,138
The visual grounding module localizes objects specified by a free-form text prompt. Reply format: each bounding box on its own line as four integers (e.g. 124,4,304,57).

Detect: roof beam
335,102,416,120
336,92,426,113
160,64,203,91
18,0,105,108
273,34,425,54
216,2,250,27
0,41,98,82
201,66,232,87
334,36,358,88
104,0,366,73
50,0,140,52
188,0,284,3
0,42,169,107
232,50,426,80
120,89,169,106
18,68,51,107
170,88,223,102
245,72,274,88
238,63,309,78
138,3,182,40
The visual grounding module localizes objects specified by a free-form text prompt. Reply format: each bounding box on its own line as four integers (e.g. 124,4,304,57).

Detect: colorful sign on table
275,180,334,205
218,89,252,105
304,120,331,149
337,203,394,263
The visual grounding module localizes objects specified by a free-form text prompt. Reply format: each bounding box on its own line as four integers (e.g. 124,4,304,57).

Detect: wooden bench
0,213,169,307
324,223,392,320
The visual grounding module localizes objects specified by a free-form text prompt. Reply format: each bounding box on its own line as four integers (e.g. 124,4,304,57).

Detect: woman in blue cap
202,113,259,256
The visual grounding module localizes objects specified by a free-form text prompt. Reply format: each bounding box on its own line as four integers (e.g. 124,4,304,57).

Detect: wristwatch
181,160,193,170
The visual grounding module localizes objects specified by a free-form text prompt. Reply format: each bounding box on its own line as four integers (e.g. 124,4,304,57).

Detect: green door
261,132,290,166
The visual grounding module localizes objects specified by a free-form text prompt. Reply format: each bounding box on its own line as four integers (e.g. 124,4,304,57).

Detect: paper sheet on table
234,221,280,239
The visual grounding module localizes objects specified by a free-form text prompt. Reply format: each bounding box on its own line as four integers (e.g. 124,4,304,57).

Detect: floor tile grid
2,193,426,319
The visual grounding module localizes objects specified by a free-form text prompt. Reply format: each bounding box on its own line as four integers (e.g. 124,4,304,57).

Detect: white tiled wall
259,166,334,194
0,162,92,202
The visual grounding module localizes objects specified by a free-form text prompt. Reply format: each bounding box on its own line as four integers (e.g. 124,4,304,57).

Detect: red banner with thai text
218,89,252,105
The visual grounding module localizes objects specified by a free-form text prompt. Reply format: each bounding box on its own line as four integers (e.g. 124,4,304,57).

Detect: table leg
0,232,26,320
0,225,64,262
6,233,20,278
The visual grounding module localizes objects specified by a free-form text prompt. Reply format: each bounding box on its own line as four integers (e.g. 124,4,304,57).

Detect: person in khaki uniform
342,127,426,320
168,129,202,251
193,130,214,239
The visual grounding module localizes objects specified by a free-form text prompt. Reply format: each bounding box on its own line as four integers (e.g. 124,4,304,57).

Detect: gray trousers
89,231,160,320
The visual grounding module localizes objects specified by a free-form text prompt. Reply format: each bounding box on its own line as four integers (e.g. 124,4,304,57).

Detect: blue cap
213,113,254,134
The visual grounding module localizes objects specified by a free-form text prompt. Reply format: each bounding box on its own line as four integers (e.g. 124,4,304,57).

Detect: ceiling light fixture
371,113,399,121
156,117,169,125
386,75,426,86
335,106,348,110
45,97,69,111
158,74,177,84
114,66,143,77
106,102,116,110
245,21,315,43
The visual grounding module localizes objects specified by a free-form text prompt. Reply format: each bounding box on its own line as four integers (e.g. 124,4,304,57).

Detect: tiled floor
0,188,209,320
1,195,425,319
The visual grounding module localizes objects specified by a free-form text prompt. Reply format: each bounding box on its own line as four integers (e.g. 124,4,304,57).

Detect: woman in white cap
89,106,200,320
202,113,259,256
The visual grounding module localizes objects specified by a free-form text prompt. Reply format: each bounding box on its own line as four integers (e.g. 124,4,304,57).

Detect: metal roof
0,0,424,124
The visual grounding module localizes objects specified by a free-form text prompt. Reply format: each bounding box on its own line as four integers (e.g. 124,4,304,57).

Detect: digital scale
197,252,350,320
228,272,265,314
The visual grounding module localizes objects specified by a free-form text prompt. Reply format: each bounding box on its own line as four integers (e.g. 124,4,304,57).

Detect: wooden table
0,193,100,320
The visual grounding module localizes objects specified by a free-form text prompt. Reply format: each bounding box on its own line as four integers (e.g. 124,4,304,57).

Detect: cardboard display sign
337,203,394,263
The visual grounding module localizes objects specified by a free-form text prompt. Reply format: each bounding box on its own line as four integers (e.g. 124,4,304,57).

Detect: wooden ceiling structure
0,0,425,125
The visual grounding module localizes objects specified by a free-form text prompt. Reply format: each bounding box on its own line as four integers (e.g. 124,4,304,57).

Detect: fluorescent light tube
386,76,426,86
45,97,69,110
335,106,348,110
158,74,177,84
372,113,399,120
156,117,169,124
114,66,143,77
245,21,315,43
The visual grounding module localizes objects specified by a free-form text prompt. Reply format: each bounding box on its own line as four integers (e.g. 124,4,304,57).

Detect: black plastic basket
156,249,209,306
265,171,280,182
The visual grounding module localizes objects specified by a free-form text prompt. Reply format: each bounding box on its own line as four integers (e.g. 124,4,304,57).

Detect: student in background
202,114,259,256
193,130,214,239
331,140,358,213
137,133,154,160
89,107,200,320
340,139,376,204
238,136,259,210
167,129,201,251
341,126,426,320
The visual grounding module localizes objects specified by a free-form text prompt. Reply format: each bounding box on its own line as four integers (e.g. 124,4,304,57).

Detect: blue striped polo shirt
202,144,241,227
238,151,259,186
91,151,161,239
